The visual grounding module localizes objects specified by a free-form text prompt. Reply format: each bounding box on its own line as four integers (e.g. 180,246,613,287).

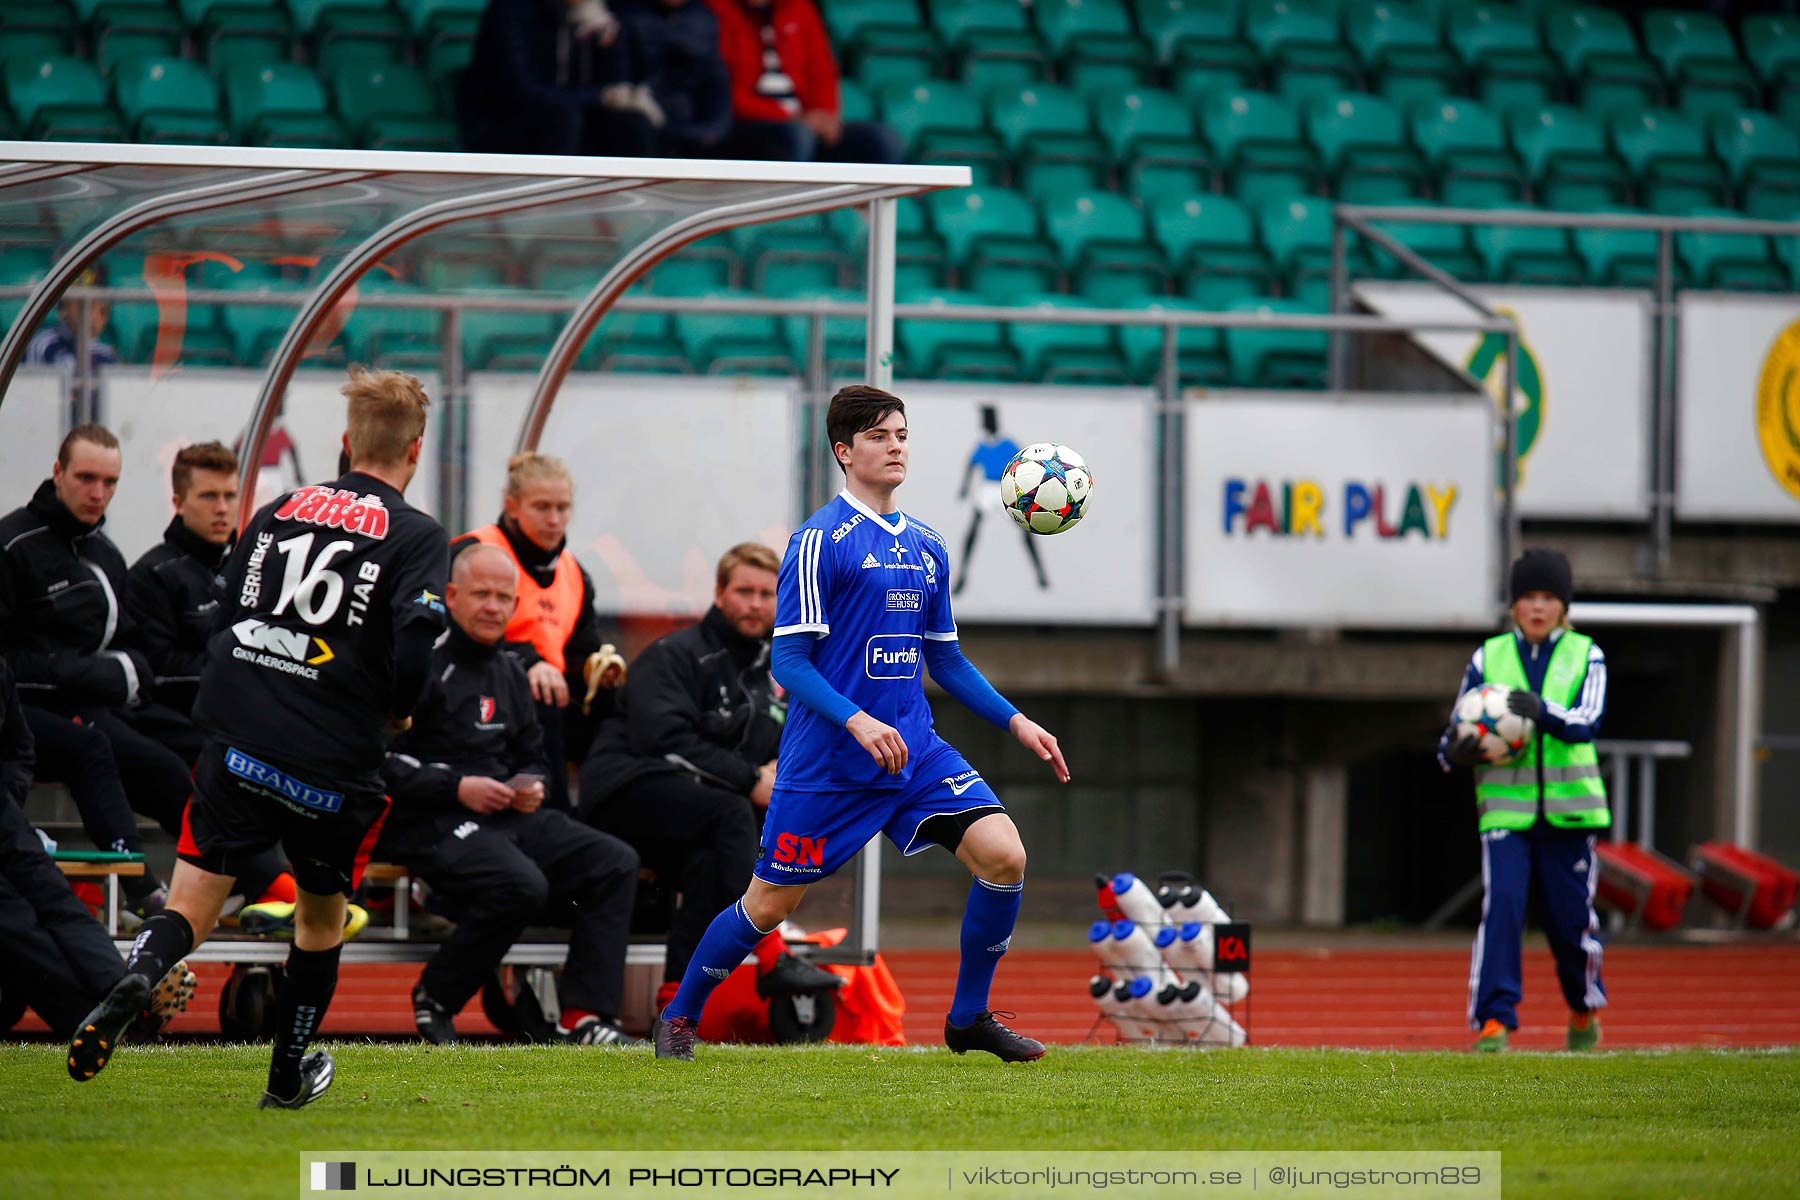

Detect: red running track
18,944,1800,1049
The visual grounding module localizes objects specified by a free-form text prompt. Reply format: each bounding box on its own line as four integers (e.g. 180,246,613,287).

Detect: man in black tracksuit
580,542,837,1011
0,425,193,910
381,542,640,1046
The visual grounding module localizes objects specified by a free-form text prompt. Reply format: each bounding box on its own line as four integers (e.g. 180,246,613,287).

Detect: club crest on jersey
478,696,496,723
272,485,390,539
922,550,937,586
866,633,922,680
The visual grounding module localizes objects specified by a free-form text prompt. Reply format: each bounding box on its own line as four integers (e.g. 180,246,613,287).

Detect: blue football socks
949,876,1023,1027
662,900,772,1023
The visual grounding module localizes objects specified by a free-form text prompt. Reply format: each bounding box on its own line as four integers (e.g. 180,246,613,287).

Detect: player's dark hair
826,385,905,474
57,423,119,466
171,440,237,498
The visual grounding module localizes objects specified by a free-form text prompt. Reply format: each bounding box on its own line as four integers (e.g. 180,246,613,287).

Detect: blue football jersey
773,490,957,792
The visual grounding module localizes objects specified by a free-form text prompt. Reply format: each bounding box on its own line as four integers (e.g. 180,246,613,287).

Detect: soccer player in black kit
66,367,449,1110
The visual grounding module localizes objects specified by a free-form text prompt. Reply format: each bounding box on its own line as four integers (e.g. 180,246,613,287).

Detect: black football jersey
193,471,448,780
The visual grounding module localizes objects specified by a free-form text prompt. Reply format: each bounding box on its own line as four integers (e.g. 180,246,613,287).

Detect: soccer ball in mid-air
1453,683,1535,764
1000,443,1093,535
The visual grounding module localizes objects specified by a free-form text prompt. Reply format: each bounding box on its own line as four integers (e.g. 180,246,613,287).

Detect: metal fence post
1651,229,1676,579
1328,212,1348,391
1157,320,1183,677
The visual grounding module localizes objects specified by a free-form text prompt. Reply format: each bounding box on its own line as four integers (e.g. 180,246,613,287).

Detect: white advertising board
99,367,444,563
1676,293,1800,522
1355,283,1650,519
1186,396,1497,628
465,373,797,616
887,383,1157,626
0,368,68,507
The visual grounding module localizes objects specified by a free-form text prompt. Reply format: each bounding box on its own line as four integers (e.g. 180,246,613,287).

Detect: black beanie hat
1508,548,1573,607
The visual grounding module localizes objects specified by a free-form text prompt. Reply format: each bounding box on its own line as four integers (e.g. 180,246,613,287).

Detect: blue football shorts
754,738,1004,885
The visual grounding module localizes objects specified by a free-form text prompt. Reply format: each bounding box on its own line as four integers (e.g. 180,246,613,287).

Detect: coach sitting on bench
379,542,640,1046
580,542,840,1016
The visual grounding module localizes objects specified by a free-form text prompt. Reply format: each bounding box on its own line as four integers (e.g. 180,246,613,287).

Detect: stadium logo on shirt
229,618,333,680
866,634,922,679
831,514,864,542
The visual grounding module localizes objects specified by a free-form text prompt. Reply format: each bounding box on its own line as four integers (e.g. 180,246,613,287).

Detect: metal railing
1331,205,1800,579
2,282,1510,677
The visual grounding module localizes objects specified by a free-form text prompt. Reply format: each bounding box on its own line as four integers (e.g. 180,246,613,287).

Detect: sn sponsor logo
772,832,827,866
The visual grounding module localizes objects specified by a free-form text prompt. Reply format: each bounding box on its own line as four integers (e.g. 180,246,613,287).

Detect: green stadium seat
1138,0,1259,101
840,79,873,125
112,55,229,144
1676,207,1788,292
1041,189,1166,302
728,213,852,293
224,62,341,145
0,248,51,333
1608,108,1730,214
3,57,123,141
218,272,307,367
777,287,868,379
191,2,296,71
1224,296,1328,388
897,287,1022,382
1361,198,1482,280
827,200,949,292
0,4,75,62
1007,293,1131,385
1036,0,1153,95
1302,91,1427,202
1244,0,1360,103
338,273,440,370
1643,9,1758,118
287,0,388,33
420,257,507,292
458,305,556,371
933,0,1050,92
1197,89,1325,204
1443,2,1559,110
1541,7,1661,118
1743,14,1800,91
91,5,184,76
1113,293,1230,386
822,0,919,48
1344,0,1460,105
879,80,1007,184
332,62,458,150
1507,104,1629,210
1149,193,1275,306
668,289,798,376
313,8,413,76
1569,208,1661,288
1090,85,1217,200
642,253,735,297
1711,110,1800,218
1409,97,1527,206
1256,193,1372,298
925,185,1059,297
985,81,1109,199
405,0,484,38
824,0,940,90
1470,205,1585,285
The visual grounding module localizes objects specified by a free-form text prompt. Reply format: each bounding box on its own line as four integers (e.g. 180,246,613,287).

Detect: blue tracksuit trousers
1468,825,1608,1030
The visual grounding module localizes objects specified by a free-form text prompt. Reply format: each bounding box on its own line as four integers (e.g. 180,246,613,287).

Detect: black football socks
123,910,194,985
267,942,341,1101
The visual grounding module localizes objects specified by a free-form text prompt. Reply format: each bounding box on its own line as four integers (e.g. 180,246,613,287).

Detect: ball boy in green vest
1440,549,1609,1052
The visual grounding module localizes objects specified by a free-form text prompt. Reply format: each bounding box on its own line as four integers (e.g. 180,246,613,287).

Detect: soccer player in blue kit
653,385,1069,1062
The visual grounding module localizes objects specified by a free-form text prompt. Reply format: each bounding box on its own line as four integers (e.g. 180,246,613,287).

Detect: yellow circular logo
1757,318,1800,503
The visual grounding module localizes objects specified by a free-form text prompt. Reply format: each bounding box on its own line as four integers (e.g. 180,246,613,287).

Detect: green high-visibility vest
1474,631,1611,832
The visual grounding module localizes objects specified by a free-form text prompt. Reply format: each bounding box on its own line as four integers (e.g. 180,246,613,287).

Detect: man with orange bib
453,453,622,811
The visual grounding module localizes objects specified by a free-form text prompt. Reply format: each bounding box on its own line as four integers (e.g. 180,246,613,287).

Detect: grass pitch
2,1043,1797,1198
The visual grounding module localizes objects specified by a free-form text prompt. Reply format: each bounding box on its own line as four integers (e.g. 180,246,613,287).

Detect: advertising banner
1355,283,1650,519
1186,396,1496,628
465,373,797,616
1676,294,1800,522
894,383,1157,626
99,367,444,563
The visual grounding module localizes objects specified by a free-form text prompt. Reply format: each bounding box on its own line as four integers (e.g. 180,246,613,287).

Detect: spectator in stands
458,0,664,157
0,657,195,1040
706,0,901,164
620,0,734,156
24,266,118,373
453,453,623,812
124,441,297,920
0,425,195,918
581,542,840,1015
381,543,641,1046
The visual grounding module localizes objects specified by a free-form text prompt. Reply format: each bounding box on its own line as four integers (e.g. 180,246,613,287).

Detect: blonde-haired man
68,367,449,1110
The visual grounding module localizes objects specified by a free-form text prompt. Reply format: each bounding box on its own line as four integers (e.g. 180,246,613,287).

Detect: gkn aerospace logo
230,618,334,680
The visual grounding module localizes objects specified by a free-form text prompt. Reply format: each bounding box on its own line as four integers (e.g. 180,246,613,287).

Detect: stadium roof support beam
0,167,375,405
239,176,654,523
514,182,917,453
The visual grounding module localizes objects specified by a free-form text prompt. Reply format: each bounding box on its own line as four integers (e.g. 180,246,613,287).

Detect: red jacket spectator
706,0,839,122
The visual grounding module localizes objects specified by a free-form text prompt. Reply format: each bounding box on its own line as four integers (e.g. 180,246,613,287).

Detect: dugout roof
0,142,967,523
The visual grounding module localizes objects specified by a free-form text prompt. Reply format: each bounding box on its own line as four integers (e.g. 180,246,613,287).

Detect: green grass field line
2,1044,1798,1198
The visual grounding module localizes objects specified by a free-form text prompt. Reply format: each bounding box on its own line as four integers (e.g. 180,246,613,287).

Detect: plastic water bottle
1094,873,1125,922
1155,978,1215,1041
1089,919,1134,973
1109,872,1166,927
1090,975,1143,1039
1161,921,1247,1004
1163,884,1234,925
1115,976,1163,1042
1111,919,1179,989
